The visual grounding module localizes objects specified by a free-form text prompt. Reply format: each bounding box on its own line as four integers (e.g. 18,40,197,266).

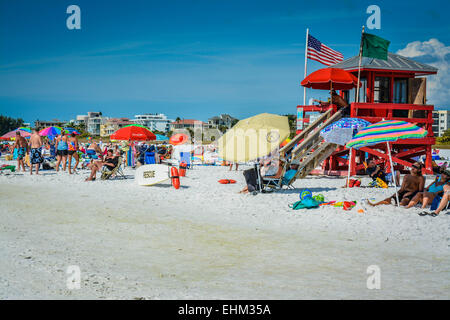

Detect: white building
432,110,450,137
132,113,173,132
75,112,108,136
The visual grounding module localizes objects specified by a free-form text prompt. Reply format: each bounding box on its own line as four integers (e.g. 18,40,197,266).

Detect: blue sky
0,0,449,124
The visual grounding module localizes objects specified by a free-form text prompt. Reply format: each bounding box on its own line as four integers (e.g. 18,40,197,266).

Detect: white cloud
397,39,449,107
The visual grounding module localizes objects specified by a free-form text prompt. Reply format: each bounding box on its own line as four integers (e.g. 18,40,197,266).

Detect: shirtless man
29,129,43,175
14,131,28,172
67,132,79,174
368,162,425,206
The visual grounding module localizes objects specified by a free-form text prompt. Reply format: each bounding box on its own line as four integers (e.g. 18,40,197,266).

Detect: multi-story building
169,119,210,131
432,110,450,137
132,113,173,132
207,114,238,129
100,118,134,137
34,119,66,129
74,112,108,136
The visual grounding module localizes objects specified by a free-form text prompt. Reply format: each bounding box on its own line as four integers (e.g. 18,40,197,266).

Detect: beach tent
346,120,428,206
218,113,289,163
155,134,169,141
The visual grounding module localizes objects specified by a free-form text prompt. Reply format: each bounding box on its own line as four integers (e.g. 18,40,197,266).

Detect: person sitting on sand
368,162,425,207
239,159,285,194
366,159,400,186
85,149,118,181
419,183,450,217
405,169,450,209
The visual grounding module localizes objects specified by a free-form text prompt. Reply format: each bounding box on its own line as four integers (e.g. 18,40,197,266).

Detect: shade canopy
218,113,289,162
110,126,156,141
346,120,428,150
301,67,361,90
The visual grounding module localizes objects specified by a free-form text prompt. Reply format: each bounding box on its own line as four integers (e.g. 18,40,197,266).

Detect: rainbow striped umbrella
346,120,427,150
346,120,427,207
39,126,63,137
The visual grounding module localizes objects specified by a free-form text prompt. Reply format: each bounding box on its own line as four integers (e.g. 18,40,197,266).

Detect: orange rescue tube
179,161,187,177
171,167,180,189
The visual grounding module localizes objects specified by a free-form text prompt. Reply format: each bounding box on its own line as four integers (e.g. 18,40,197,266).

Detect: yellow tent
218,113,289,162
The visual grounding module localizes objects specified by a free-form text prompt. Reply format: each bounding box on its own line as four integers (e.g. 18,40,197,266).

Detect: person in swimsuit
85,149,118,181
67,132,79,174
368,162,425,207
406,169,450,209
13,131,28,172
29,128,43,175
55,131,69,172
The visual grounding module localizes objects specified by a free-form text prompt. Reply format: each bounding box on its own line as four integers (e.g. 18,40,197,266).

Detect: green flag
361,33,390,60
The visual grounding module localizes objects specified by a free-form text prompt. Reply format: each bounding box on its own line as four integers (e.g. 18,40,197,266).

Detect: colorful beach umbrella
110,126,156,141
1,129,32,140
346,120,428,206
169,133,190,146
320,118,371,187
17,127,32,133
39,126,63,137
320,118,371,146
346,120,427,150
218,113,289,162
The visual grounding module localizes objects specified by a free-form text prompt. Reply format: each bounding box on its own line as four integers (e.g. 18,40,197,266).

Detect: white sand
0,160,449,299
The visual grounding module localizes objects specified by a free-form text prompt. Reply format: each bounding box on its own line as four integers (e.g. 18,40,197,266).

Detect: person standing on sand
13,131,28,172
368,162,425,207
55,131,69,172
67,132,79,174
29,129,43,175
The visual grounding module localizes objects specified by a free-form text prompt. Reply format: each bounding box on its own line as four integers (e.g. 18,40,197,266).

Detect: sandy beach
1,160,449,299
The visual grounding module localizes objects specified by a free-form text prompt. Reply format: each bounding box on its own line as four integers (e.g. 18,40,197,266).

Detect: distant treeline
0,115,24,135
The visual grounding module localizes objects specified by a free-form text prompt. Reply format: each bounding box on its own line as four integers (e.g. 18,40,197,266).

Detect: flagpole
355,26,365,103
303,28,309,106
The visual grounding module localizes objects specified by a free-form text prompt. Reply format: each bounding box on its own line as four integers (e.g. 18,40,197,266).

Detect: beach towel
289,197,319,210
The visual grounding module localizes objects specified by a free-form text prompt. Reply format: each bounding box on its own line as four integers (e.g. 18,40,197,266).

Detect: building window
393,79,408,104
374,77,390,103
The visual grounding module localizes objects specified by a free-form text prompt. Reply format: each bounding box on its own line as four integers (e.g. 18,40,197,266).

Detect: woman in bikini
67,132,79,174
55,131,69,172
406,169,450,209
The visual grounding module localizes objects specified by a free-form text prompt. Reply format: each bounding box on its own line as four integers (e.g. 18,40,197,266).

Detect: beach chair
144,151,156,164
180,152,191,169
262,163,298,191
101,157,125,180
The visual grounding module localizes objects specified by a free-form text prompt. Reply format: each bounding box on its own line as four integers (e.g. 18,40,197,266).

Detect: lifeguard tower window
393,78,409,117
374,77,390,103
347,78,366,103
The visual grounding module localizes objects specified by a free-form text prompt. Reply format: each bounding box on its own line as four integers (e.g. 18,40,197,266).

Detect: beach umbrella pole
387,142,400,207
347,148,352,187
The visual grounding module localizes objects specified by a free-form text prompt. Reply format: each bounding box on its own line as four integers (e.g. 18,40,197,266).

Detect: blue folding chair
144,151,156,164
180,152,191,169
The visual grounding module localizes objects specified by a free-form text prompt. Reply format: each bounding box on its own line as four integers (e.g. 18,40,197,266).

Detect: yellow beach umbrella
218,113,289,162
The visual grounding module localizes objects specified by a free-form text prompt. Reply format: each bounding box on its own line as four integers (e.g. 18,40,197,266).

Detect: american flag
307,34,344,66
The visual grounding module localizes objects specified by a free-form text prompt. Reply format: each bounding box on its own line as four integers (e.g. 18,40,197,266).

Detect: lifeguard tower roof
331,52,438,75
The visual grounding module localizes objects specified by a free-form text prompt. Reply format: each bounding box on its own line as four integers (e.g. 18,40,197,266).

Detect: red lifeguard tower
297,52,438,175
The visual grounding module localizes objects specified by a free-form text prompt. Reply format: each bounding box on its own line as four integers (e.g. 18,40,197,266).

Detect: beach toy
343,201,356,211
357,209,365,213
300,189,312,201
313,194,325,203
218,179,237,184
179,161,187,177
376,177,388,188
170,166,180,189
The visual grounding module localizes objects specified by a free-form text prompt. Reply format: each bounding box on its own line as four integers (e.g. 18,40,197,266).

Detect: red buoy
179,161,187,177
170,167,180,189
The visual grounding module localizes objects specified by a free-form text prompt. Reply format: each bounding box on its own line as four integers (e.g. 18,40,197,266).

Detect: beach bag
289,197,319,210
243,168,261,192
